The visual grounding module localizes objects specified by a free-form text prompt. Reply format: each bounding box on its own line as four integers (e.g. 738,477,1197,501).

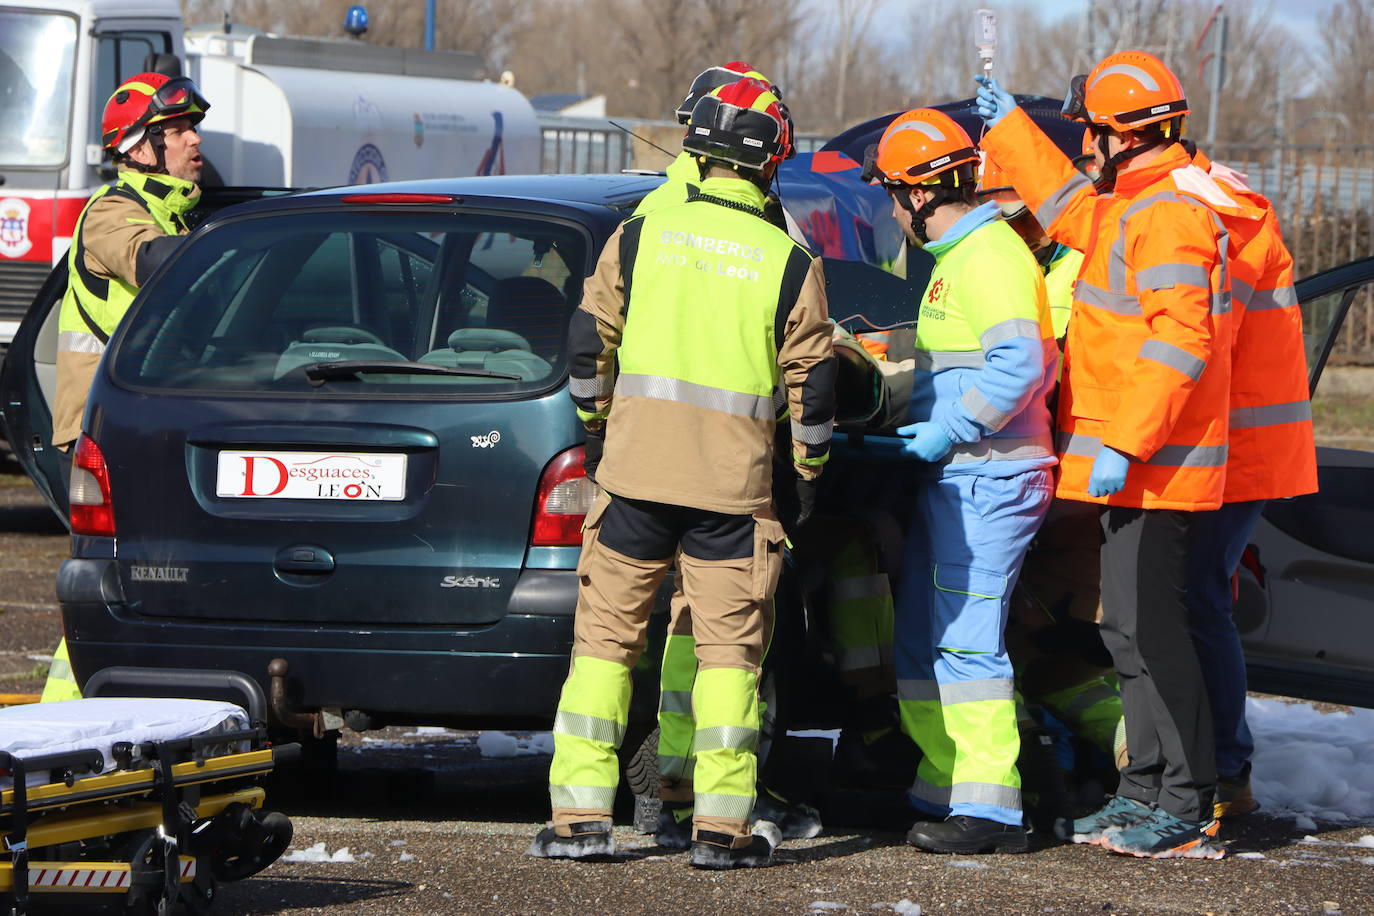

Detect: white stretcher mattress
1,697,249,790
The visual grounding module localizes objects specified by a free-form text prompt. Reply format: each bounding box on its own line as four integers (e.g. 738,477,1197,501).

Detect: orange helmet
1079,51,1189,133
872,109,978,188
102,72,208,154
976,151,1026,218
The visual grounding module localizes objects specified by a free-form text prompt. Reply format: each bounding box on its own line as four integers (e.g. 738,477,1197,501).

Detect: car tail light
69,435,115,537
339,193,459,204
531,446,596,547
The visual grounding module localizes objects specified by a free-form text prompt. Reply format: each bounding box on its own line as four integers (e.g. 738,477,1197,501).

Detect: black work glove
794,476,818,530
582,424,605,483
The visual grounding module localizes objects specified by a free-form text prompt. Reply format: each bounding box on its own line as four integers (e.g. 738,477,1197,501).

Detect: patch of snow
525,732,556,755
1360,857,1374,866
947,859,989,869
788,728,842,752
390,840,407,847
281,842,355,864
1236,852,1266,859
1248,698,1374,823
404,726,454,737
357,852,374,860
892,902,923,916
809,904,849,912
1358,835,1374,848
477,731,520,758
283,843,355,863
397,852,415,862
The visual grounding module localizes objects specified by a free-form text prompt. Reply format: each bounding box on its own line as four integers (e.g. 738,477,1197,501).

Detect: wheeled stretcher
1,670,299,916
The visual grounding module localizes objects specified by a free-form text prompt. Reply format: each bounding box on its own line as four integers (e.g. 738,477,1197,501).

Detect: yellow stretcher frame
3,730,295,915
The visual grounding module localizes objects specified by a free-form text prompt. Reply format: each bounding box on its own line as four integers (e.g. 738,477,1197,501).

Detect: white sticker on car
471,430,502,449
216,451,407,500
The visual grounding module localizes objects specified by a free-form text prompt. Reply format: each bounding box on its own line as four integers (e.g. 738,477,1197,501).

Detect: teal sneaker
1055,795,1152,845
1099,808,1223,859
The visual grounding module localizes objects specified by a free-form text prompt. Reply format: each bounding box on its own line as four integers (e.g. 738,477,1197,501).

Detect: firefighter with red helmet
531,77,834,869
41,73,209,707
52,72,209,454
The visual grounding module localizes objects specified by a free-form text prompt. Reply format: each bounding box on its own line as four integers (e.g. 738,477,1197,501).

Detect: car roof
297,173,665,211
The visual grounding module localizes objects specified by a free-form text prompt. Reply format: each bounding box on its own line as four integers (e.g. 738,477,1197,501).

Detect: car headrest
301,326,386,346
486,277,566,356
448,327,531,352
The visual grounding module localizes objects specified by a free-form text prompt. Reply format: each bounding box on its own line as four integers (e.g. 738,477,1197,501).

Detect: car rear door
0,188,293,523
1239,256,1374,705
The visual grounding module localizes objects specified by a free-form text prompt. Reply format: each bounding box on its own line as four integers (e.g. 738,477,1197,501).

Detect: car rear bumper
58,558,672,728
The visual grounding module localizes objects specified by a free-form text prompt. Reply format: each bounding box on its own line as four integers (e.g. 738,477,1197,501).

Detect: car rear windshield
112,208,589,397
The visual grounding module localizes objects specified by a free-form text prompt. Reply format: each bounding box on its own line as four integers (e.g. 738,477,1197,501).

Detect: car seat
485,277,567,360
274,326,405,378
417,328,551,382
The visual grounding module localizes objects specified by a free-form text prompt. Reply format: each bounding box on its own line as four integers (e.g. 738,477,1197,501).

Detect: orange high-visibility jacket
1193,151,1318,502
983,109,1249,511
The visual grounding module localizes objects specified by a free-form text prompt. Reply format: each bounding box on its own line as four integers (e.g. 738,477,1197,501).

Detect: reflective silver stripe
569,374,612,399
791,419,834,446
694,792,755,820
58,330,106,355
979,317,1041,350
836,644,891,672
616,373,774,420
1231,400,1312,429
1136,262,1211,291
897,678,940,702
960,386,1009,432
1139,339,1206,382
831,573,890,603
1211,290,1232,315
550,784,617,810
772,385,788,419
45,655,75,684
1075,281,1141,315
1231,277,1255,308
659,755,695,780
938,678,1015,705
1089,62,1160,91
914,349,986,371
1058,432,1228,468
693,724,758,752
1249,285,1298,311
553,710,625,746
658,690,694,716
947,434,1054,464
1035,172,1094,228
910,776,1022,811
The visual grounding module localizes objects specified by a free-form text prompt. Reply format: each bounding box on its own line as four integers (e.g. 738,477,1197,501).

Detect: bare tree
1317,0,1374,145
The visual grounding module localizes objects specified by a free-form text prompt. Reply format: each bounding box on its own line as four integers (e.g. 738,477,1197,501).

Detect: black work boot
527,820,615,859
906,815,1029,854
654,802,693,850
689,823,779,870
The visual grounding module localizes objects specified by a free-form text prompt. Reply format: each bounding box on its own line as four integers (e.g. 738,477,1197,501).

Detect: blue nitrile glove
895,421,955,463
974,74,1016,127
1088,446,1130,497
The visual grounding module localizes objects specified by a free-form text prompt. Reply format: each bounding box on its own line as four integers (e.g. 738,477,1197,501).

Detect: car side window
1305,282,1373,450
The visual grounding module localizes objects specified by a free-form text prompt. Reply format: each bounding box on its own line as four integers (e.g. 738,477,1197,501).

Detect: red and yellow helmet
683,78,791,172
102,72,209,153
675,61,780,123
1080,51,1188,133
872,109,978,189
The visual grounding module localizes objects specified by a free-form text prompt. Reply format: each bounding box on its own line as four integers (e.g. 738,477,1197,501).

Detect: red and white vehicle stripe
28,857,195,891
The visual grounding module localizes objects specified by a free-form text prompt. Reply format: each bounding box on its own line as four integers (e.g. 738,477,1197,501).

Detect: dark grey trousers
1098,506,1216,821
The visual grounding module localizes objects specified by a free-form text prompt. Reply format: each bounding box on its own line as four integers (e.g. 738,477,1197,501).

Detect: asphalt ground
3,470,1373,916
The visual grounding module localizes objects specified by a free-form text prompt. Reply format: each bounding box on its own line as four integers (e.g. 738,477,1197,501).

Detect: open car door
0,188,296,524
1239,255,1374,706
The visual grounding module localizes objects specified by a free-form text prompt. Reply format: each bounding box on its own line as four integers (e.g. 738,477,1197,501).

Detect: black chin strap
1096,132,1162,193
117,126,170,176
